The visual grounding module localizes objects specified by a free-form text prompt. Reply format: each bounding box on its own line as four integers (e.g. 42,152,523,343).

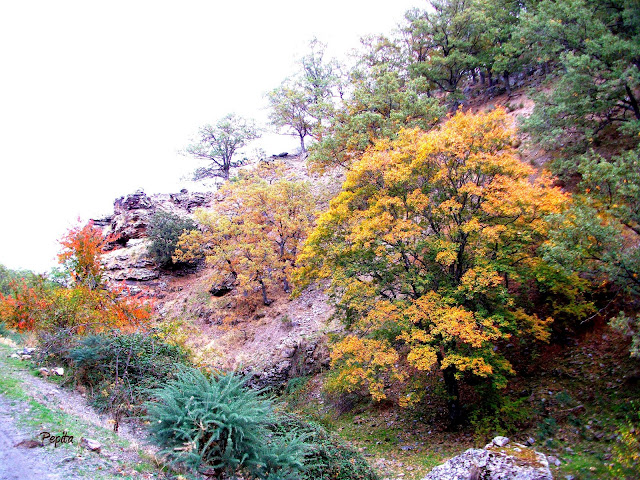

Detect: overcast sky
0,0,421,273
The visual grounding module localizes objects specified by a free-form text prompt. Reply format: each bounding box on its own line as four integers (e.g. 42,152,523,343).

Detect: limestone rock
422,437,552,480
101,239,159,282
94,188,212,287
80,437,102,453
492,436,510,447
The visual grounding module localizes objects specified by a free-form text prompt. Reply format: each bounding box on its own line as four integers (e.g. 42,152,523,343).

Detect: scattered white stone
20,354,32,360
38,368,50,377
547,455,561,466
80,437,102,453
493,436,510,447
52,367,64,376
9,353,20,359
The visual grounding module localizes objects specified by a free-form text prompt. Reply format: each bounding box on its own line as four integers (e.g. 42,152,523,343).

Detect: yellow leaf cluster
328,335,405,401
296,109,567,404
176,167,315,302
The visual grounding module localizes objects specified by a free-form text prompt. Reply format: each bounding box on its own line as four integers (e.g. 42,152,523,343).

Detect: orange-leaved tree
0,221,151,333
175,166,315,305
57,220,105,289
296,108,568,425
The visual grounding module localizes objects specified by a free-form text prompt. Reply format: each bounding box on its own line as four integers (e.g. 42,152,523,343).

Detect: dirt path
0,343,165,480
7,365,153,449
0,395,58,480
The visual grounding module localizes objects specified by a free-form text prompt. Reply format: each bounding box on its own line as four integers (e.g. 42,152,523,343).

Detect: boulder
422,437,552,480
209,273,237,297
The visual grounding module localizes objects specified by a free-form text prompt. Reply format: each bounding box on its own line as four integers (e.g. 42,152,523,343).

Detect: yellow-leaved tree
296,108,568,425
175,164,316,305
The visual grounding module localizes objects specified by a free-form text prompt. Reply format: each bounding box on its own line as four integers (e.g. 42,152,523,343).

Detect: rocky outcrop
422,437,552,480
246,336,330,390
94,188,212,286
101,239,159,282
98,189,213,250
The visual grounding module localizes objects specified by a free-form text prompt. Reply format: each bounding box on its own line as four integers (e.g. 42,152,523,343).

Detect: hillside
2,1,639,479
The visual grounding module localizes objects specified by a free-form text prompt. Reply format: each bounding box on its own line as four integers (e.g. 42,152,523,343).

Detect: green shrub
70,332,189,416
273,415,379,480
146,368,308,479
147,210,197,267
37,330,190,421
537,417,559,444
611,403,640,479
470,397,533,443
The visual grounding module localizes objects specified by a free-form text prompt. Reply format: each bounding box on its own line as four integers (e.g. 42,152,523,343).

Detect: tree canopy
175,163,316,306
267,39,341,153
296,109,567,424
184,114,260,181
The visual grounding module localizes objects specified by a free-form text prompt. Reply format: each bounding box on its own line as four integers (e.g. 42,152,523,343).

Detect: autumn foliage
175,163,315,305
57,221,106,289
296,109,568,423
0,221,151,334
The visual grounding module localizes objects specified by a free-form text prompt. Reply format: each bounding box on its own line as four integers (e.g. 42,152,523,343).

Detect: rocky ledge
93,189,212,285
423,436,552,480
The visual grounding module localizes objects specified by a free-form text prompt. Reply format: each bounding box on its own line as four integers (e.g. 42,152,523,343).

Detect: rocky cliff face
94,183,337,391
93,189,212,288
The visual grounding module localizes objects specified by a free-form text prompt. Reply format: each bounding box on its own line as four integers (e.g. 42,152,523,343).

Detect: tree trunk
479,71,486,85
443,364,463,428
504,70,511,95
299,134,306,153
625,83,640,120
437,352,463,428
259,279,271,306
488,70,493,87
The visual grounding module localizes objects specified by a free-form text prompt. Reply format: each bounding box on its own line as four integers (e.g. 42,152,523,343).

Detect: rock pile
422,436,553,480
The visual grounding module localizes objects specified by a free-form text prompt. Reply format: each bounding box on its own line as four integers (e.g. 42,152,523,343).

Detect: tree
541,147,640,352
58,221,105,289
184,114,260,181
174,164,315,305
403,1,484,106
147,210,197,268
267,83,316,152
267,39,340,152
519,0,640,164
296,109,567,425
309,67,444,171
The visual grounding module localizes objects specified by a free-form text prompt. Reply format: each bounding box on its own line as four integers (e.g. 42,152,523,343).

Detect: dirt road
0,395,58,479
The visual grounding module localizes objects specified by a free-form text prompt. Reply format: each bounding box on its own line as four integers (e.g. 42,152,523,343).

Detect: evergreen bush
147,210,197,267
146,367,308,479
272,415,379,480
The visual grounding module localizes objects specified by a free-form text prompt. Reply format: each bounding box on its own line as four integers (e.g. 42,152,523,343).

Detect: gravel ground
0,344,163,480
0,394,57,479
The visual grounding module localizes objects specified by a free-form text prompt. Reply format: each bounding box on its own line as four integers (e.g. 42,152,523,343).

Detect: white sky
0,0,421,273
